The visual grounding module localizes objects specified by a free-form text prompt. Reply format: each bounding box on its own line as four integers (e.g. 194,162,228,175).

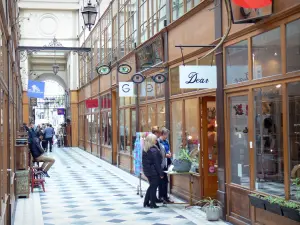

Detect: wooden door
202,96,218,198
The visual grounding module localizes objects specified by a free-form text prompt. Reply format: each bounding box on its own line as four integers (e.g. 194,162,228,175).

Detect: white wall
19,0,80,91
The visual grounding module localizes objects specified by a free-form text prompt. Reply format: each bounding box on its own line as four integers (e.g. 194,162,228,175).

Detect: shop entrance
201,96,218,199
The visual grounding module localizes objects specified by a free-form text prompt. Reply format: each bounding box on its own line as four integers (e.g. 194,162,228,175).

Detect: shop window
148,105,156,129
229,95,250,187
185,99,199,155
146,77,156,101
119,109,125,151
252,28,281,79
131,110,137,150
156,82,165,98
170,66,181,95
140,107,148,132
288,82,300,201
125,108,130,151
171,101,183,159
157,103,165,127
286,19,300,73
139,82,146,102
254,85,284,196
226,40,249,85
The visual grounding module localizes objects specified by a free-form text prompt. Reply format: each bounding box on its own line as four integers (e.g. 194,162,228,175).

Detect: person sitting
30,132,55,178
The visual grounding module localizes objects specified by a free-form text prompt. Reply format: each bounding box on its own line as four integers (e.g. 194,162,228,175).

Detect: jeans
35,155,55,172
45,137,53,151
159,171,169,199
144,176,160,206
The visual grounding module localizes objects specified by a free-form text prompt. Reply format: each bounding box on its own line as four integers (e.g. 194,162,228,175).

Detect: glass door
202,96,218,198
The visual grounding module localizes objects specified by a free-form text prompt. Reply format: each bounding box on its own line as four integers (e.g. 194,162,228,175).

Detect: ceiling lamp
52,64,59,75
81,0,98,31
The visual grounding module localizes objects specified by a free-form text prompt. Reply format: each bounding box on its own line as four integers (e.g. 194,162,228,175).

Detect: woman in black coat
142,133,163,208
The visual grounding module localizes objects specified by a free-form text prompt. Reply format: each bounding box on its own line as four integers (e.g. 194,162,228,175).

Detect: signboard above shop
119,82,134,97
229,0,273,24
179,65,217,89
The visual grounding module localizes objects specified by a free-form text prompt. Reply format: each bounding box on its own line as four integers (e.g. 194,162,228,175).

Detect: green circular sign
96,65,111,75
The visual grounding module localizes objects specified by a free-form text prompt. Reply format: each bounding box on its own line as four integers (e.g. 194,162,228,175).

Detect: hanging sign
229,0,273,24
57,108,65,115
118,64,132,74
119,82,134,97
30,98,37,106
86,99,99,108
27,80,45,98
233,0,272,8
179,66,217,89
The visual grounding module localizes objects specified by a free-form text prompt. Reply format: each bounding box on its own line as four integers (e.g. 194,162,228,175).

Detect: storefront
224,7,300,225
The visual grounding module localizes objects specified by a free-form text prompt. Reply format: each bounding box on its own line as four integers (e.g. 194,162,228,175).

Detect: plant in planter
248,194,266,210
172,148,192,172
263,196,284,216
198,197,222,221
293,178,300,200
281,201,300,222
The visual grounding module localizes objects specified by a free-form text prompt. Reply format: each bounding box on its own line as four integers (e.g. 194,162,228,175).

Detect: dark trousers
45,137,53,151
158,171,169,199
144,176,160,206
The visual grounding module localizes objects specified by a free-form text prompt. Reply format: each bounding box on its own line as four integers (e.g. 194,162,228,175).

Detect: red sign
233,0,272,8
86,99,99,109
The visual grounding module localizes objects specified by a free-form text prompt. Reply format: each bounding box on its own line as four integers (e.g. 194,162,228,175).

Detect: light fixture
81,0,98,31
274,52,278,56
52,49,59,75
276,84,281,89
52,64,59,75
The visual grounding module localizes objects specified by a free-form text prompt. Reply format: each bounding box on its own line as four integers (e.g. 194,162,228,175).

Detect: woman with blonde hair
142,133,163,208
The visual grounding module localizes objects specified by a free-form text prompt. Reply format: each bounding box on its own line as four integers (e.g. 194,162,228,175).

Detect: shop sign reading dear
179,66,217,89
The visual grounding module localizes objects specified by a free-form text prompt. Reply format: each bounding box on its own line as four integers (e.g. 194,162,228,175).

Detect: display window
100,93,112,146
225,17,300,202
171,0,202,22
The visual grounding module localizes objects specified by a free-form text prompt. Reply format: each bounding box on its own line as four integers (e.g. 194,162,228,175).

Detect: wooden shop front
223,3,300,225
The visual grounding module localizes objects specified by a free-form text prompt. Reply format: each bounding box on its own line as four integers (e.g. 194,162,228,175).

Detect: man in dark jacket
24,122,37,151
31,132,55,178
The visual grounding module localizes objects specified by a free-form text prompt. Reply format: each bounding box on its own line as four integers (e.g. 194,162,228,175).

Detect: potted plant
198,197,222,221
281,201,300,222
263,196,284,216
248,194,266,210
172,148,192,172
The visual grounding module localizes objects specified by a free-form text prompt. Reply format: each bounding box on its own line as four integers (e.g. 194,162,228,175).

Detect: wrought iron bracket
18,37,92,62
175,45,217,66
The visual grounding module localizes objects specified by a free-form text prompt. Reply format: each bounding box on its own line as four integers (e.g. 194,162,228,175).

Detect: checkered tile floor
15,147,229,225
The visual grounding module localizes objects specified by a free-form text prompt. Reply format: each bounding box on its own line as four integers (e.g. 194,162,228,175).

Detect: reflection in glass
286,19,300,73
157,103,165,128
288,82,300,201
172,0,184,21
230,96,249,187
254,85,284,196
131,110,136,151
140,107,147,132
252,28,281,79
171,101,183,159
226,40,248,85
119,110,125,151
207,101,217,175
125,109,130,151
170,67,181,95
148,105,156,129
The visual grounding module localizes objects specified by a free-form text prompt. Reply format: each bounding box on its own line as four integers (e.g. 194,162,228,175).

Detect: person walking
142,133,164,209
44,124,55,152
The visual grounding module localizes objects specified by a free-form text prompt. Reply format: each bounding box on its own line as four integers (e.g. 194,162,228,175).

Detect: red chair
30,164,45,192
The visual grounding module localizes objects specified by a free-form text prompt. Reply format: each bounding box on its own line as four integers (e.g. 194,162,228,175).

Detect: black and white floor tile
15,147,229,225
